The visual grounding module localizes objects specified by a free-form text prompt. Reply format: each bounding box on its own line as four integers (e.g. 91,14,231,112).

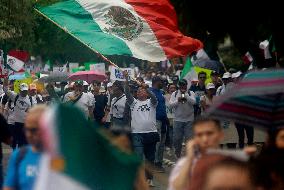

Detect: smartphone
193,144,200,156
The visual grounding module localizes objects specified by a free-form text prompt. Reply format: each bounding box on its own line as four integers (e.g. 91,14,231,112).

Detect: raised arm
123,71,134,105
146,88,157,106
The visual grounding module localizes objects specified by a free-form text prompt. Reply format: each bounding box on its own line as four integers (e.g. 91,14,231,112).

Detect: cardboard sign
14,78,33,93
110,66,134,81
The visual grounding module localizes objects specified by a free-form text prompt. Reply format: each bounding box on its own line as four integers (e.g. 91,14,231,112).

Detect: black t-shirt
0,114,11,160
93,94,108,121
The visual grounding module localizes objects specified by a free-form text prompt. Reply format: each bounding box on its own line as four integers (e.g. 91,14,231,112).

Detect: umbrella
193,59,224,73
205,69,284,129
8,73,26,80
38,72,69,83
68,70,106,83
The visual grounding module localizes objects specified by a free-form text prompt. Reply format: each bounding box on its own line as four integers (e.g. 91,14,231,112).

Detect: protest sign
110,66,134,81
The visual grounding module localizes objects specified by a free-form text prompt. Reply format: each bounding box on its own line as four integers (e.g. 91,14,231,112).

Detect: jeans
12,122,27,149
155,121,166,165
173,121,193,158
235,123,254,148
132,133,158,180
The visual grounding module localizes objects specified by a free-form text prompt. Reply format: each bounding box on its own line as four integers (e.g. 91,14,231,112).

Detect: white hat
206,83,216,90
83,81,89,86
19,83,29,91
222,72,232,79
107,82,113,88
99,86,106,93
232,71,242,79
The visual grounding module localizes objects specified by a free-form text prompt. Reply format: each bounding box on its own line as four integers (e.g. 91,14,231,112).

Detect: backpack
14,95,33,107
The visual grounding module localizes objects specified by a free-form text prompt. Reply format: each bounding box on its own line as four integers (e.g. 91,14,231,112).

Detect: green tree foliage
0,0,35,50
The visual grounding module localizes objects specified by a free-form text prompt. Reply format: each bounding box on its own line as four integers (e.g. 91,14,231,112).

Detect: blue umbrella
8,73,26,80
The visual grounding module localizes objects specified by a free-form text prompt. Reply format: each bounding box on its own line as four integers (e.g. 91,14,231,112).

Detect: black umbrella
193,59,224,73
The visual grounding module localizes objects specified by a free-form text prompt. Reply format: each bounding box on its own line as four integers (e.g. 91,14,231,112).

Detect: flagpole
34,8,120,69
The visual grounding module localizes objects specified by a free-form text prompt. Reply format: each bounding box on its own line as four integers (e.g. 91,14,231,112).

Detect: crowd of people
0,65,283,190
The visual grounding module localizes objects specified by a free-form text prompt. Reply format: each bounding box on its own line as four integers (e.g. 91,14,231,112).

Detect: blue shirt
4,146,42,190
150,88,167,120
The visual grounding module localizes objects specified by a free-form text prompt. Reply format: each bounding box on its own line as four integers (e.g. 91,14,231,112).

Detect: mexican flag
6,55,25,72
36,0,203,62
181,57,213,85
35,104,141,190
180,57,198,83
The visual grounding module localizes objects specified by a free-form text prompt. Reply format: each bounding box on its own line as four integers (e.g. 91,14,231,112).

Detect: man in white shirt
63,80,94,120
124,71,158,187
109,81,129,130
3,79,32,149
169,79,196,158
29,84,43,105
216,72,232,96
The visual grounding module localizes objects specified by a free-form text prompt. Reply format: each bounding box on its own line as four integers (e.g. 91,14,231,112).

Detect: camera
181,93,186,103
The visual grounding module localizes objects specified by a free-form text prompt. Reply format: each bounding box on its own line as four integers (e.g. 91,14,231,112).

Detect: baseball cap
83,81,89,86
20,83,29,91
222,72,232,79
206,83,216,90
29,84,37,90
74,80,83,86
232,71,242,79
107,82,113,88
99,86,106,93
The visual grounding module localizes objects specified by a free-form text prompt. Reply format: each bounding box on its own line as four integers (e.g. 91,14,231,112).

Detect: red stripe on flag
239,79,284,88
8,50,29,62
125,0,203,58
219,103,272,120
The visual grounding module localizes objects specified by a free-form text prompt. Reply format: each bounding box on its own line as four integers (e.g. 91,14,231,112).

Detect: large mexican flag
36,0,203,62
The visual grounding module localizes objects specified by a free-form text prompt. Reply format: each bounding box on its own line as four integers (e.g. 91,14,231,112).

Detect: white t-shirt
64,92,93,118
130,99,157,133
110,95,126,119
31,94,43,105
5,91,32,124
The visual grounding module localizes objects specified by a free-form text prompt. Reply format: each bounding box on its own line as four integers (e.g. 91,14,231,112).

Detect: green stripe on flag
37,0,132,56
55,104,141,190
180,57,193,79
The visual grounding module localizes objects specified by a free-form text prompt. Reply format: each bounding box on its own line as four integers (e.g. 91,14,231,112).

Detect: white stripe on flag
76,0,167,61
34,154,90,190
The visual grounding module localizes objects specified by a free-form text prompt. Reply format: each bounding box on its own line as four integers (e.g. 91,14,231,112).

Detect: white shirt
64,92,93,118
4,90,32,123
130,99,157,133
110,95,126,119
169,90,196,122
31,94,43,105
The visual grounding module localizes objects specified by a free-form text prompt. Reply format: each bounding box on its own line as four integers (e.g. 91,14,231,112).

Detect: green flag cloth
35,104,141,190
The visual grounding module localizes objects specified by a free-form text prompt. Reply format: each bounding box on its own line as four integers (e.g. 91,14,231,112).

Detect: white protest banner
69,63,79,73
110,66,134,81
90,63,105,74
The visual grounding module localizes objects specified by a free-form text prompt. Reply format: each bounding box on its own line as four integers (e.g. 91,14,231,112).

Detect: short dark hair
113,80,124,92
192,116,222,130
198,71,207,78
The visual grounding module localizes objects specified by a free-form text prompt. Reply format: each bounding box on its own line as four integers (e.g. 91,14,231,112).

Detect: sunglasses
199,77,206,79
25,128,39,133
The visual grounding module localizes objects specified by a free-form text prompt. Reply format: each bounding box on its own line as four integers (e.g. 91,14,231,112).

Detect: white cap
83,81,89,86
107,82,113,88
222,72,232,79
19,83,29,91
232,71,242,79
99,86,106,93
206,83,216,90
